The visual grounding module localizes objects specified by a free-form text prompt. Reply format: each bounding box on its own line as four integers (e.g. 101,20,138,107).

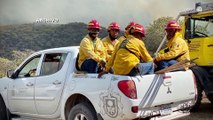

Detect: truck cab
180,2,213,111
183,4,213,66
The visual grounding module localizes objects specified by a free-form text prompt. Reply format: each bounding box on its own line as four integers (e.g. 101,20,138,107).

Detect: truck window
18,55,41,78
40,53,67,76
189,17,213,39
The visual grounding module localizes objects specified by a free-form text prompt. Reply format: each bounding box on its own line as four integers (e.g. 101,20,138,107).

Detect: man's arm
155,40,183,61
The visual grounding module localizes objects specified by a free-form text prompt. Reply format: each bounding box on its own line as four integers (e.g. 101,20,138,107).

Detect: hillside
0,22,109,59
0,17,172,77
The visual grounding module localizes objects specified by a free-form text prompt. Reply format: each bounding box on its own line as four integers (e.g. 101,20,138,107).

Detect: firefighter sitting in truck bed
98,24,154,78
78,20,106,73
154,21,190,70
102,22,120,61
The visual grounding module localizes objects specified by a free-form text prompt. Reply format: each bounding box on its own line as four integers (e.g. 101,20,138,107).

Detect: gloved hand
154,63,158,69
153,58,158,63
99,60,106,68
98,70,108,78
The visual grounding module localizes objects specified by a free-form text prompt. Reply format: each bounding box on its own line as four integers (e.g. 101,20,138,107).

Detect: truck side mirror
6,70,15,78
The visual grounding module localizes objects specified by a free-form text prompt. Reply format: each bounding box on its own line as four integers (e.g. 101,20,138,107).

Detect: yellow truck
183,2,213,111
156,2,213,111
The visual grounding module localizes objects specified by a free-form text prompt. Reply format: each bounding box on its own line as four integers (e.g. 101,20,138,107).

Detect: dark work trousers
81,59,98,73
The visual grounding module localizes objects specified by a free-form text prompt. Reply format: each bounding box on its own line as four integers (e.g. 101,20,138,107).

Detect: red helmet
87,20,101,30
131,24,145,37
125,21,136,30
108,22,120,31
165,21,181,30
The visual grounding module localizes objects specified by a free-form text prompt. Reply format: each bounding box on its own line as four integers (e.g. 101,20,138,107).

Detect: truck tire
190,80,203,112
0,96,8,120
190,66,204,112
68,102,97,120
207,94,213,104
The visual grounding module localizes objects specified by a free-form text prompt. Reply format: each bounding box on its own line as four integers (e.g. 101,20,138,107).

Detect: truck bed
106,70,196,119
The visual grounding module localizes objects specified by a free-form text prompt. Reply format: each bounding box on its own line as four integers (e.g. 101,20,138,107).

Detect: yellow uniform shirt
78,35,107,68
155,32,190,62
102,36,119,61
106,35,153,75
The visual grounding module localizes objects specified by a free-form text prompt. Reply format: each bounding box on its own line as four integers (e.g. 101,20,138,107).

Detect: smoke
0,0,211,28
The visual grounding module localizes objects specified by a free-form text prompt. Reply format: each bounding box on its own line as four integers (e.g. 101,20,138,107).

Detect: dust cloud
0,0,211,28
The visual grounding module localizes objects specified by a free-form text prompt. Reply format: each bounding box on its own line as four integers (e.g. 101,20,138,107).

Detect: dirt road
178,98,213,120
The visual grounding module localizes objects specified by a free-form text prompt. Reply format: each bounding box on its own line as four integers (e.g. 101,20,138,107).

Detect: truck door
8,55,41,114
186,15,213,66
34,52,68,115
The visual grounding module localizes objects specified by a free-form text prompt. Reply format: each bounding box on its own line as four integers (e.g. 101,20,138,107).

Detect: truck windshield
189,16,213,38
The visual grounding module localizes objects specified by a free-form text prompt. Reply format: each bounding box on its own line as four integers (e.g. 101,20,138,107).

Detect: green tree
0,50,34,78
0,22,109,59
144,17,173,55
11,49,35,66
0,58,15,77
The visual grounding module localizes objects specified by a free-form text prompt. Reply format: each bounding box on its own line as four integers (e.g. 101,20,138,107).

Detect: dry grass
177,98,213,120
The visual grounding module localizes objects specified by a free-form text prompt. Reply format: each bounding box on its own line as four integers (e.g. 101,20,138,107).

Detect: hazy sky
0,0,211,28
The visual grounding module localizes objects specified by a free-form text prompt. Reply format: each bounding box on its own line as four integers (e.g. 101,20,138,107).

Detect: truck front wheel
0,96,8,120
190,66,205,112
207,94,213,104
68,102,97,120
190,79,203,112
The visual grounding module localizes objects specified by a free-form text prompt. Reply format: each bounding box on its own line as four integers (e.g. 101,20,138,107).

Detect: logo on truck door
104,95,118,117
99,89,124,118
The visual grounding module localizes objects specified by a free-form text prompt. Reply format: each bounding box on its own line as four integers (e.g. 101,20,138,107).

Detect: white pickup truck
0,46,197,120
